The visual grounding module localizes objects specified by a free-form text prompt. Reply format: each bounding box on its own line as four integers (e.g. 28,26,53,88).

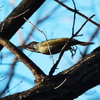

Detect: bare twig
23,17,54,65
0,9,30,32
54,0,100,27
49,15,94,76
75,15,95,36
54,78,67,89
0,52,20,62
49,0,77,76
1,81,23,97
72,0,77,35
82,27,99,57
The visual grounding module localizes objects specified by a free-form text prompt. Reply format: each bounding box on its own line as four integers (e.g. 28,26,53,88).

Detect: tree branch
49,15,94,76
1,46,100,100
0,37,46,85
0,0,45,50
54,0,100,27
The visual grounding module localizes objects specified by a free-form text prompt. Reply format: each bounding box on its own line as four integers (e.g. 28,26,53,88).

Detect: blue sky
0,0,100,99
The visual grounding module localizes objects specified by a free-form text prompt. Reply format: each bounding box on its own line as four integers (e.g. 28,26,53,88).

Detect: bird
18,38,93,55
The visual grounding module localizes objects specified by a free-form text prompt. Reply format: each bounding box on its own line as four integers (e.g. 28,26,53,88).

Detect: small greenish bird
18,38,93,55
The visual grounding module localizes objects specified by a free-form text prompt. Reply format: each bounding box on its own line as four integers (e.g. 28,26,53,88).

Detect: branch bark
1,46,100,100
0,37,46,84
0,0,45,50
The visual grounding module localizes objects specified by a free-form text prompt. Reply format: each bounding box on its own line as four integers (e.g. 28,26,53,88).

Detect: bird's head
18,41,39,52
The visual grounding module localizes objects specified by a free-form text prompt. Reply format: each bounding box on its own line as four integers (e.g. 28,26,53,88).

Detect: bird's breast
38,43,70,55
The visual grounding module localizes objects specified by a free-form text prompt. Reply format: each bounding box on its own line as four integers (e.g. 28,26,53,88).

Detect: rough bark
1,47,100,100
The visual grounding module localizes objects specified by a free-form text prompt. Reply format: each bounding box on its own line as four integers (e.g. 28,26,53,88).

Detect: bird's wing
41,38,70,47
41,38,93,46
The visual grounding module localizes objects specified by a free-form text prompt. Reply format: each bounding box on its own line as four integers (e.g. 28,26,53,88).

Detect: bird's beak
18,45,27,49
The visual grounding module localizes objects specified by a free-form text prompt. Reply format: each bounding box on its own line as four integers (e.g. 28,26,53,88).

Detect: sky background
0,0,100,99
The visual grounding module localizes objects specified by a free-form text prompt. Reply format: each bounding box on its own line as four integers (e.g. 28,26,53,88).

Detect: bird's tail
79,42,94,46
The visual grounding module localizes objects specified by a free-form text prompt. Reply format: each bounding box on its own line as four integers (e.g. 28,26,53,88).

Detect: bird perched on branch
18,38,93,55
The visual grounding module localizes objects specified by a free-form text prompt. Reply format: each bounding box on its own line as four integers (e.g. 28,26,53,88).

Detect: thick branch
0,0,45,50
0,37,46,84
1,46,100,100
